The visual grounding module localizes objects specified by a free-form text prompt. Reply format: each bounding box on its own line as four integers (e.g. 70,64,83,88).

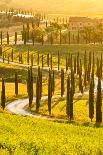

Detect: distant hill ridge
0,0,103,17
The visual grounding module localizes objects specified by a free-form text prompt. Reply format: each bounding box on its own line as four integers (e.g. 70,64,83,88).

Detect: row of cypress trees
1,50,103,123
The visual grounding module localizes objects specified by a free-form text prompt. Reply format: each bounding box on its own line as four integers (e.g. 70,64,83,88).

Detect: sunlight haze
1,0,103,17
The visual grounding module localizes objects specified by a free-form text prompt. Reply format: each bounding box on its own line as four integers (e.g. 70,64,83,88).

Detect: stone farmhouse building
68,17,102,31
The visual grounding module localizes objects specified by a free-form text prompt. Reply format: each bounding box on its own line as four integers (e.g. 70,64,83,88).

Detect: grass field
0,112,103,155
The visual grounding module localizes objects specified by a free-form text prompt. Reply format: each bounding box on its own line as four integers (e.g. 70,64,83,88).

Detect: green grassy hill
0,112,103,155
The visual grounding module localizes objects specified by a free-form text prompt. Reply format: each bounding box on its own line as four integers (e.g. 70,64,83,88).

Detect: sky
1,0,103,17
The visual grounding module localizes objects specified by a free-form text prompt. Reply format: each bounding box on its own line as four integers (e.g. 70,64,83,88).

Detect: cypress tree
66,56,68,71
89,78,94,122
3,52,4,63
69,86,73,120
52,70,55,95
27,67,30,94
7,32,9,45
31,54,33,66
100,54,102,79
61,68,64,97
50,54,52,70
1,31,2,45
0,46,2,56
60,29,62,44
15,32,17,45
71,69,75,95
42,34,44,45
37,51,39,66
96,78,102,123
68,31,71,44
77,52,80,75
1,78,5,110
27,51,29,65
39,69,42,99
30,67,33,101
24,31,27,45
50,32,53,45
27,67,33,108
36,76,40,112
48,69,51,115
47,53,49,67
66,75,70,117
32,31,35,46
15,72,18,96
58,51,60,71
74,56,77,74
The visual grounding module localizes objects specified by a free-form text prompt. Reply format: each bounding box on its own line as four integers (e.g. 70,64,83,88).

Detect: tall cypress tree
37,51,39,66
68,31,71,44
15,32,17,45
60,29,62,44
66,56,68,71
77,52,80,75
27,51,29,65
15,72,18,96
58,51,60,71
52,70,55,95
48,69,51,115
66,75,70,117
1,31,2,45
7,32,9,45
47,53,49,67
31,54,33,66
42,34,44,45
36,76,40,112
89,78,94,122
1,78,5,110
96,78,102,123
69,86,73,120
50,54,52,70
61,68,64,97
74,56,76,74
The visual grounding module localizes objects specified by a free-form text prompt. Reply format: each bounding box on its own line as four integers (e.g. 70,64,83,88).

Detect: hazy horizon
1,0,103,18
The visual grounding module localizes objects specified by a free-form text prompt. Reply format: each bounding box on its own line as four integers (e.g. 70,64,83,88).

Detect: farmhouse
69,17,101,31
